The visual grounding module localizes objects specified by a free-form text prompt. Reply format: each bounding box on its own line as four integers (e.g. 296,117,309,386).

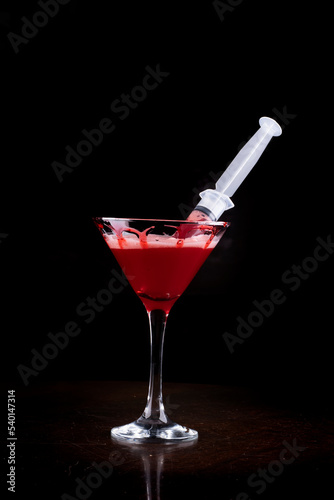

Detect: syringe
188,117,282,222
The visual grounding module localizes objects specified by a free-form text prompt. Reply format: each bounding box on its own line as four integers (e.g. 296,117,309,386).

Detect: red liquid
105,235,217,313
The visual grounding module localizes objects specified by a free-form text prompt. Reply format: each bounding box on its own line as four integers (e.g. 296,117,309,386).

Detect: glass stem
142,309,169,423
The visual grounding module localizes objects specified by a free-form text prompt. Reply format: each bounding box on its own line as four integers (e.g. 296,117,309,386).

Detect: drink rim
94,217,230,227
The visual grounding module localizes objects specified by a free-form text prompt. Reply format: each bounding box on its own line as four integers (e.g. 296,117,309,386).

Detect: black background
1,1,332,414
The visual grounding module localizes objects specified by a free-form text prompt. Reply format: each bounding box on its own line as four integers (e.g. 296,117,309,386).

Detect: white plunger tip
259,116,282,137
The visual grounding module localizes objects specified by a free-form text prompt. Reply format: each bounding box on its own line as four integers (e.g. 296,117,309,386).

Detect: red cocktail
94,218,229,441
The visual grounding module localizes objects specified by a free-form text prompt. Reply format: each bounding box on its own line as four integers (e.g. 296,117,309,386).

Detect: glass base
111,417,198,442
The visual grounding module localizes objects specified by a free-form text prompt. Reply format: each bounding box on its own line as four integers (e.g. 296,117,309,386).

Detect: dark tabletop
5,380,334,500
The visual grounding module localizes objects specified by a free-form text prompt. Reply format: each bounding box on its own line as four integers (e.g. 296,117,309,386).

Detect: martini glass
93,218,229,442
